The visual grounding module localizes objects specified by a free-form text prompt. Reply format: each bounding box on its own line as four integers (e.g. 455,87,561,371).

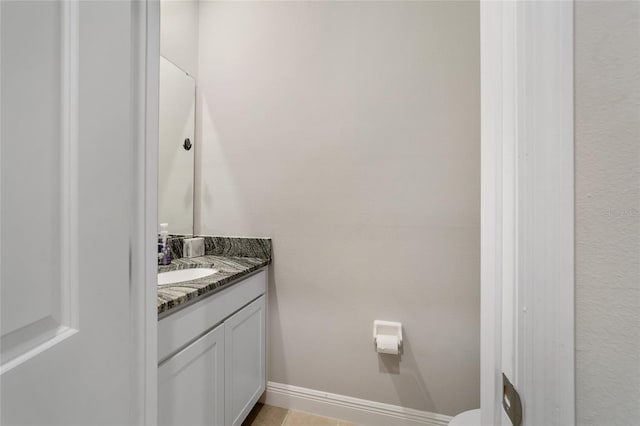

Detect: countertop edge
157,257,270,318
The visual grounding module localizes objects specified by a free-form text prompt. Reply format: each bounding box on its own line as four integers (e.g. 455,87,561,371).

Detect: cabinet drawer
158,269,266,362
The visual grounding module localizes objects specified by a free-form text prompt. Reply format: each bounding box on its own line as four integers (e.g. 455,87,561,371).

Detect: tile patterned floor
242,403,359,426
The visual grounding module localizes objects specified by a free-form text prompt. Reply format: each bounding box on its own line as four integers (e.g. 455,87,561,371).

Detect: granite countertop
157,237,271,317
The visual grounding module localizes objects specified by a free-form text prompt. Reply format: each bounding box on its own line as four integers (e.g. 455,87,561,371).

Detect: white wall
160,0,198,77
575,1,640,424
196,1,480,416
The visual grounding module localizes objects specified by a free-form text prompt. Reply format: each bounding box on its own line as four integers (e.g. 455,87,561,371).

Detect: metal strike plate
503,373,523,426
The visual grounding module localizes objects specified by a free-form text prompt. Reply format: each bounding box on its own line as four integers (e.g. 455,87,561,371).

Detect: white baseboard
264,381,452,426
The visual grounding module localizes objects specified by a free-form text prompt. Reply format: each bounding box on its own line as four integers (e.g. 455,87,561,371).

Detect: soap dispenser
158,223,172,265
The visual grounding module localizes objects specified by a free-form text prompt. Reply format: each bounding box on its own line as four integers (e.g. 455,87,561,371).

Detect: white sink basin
158,268,219,286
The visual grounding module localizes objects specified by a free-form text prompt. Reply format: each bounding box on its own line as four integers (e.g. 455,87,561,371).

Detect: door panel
1,0,71,366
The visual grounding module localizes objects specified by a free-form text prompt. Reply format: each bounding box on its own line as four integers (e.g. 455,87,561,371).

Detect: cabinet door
158,323,225,426
224,295,266,426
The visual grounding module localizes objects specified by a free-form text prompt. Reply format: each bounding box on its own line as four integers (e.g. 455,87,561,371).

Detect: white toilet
448,409,481,426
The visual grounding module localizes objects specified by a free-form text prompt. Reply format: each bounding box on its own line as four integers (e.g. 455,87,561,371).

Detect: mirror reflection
158,56,195,235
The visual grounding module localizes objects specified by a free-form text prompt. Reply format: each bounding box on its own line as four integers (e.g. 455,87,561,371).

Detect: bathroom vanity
156,52,272,426
157,238,271,426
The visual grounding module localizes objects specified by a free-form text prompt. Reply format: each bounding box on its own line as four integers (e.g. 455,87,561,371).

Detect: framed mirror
158,56,195,235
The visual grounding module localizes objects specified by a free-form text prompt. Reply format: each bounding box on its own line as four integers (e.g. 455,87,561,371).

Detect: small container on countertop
183,237,205,258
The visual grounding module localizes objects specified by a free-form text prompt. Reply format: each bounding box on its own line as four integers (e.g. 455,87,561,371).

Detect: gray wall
160,0,199,77
575,1,640,424
196,1,480,416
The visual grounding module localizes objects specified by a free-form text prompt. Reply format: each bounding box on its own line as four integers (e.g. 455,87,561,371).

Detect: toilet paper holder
373,320,403,347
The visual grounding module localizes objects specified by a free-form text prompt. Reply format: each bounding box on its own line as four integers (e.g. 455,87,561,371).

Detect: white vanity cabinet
158,270,267,426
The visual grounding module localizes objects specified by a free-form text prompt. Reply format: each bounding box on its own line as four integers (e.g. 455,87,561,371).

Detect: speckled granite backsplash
164,235,271,262
203,236,271,260
166,236,185,259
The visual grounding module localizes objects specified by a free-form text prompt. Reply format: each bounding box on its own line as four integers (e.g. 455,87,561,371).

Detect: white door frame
481,1,575,425
134,0,160,424
138,0,575,424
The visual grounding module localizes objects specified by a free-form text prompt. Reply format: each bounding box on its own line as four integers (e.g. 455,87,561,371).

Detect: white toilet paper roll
376,334,399,355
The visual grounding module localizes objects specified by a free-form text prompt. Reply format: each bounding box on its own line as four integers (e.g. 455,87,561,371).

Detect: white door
480,1,575,425
0,1,153,424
